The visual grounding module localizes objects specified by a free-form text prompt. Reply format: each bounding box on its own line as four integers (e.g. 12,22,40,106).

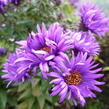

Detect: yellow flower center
39,46,51,53
64,71,82,85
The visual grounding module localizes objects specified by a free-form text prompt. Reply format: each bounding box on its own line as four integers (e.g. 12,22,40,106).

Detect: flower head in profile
16,23,71,79
2,49,40,86
48,52,104,106
67,32,100,56
80,3,109,36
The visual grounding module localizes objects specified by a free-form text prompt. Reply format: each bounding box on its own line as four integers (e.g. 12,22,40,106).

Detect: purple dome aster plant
48,52,105,106
1,21,105,107
66,31,100,56
79,3,109,36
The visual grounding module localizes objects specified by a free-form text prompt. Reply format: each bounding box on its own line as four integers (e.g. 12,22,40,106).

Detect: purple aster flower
48,52,104,106
0,48,8,55
0,0,8,13
2,48,40,86
80,3,109,36
66,32,100,56
15,23,72,79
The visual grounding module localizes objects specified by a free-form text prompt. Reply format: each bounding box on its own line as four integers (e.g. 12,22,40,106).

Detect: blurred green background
0,0,109,109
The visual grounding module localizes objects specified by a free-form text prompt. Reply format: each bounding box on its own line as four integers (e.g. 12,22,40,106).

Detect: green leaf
103,66,109,71
18,82,31,92
37,96,45,109
17,101,28,109
18,88,32,101
7,96,17,107
43,103,53,109
94,56,104,64
0,90,7,109
32,85,41,97
86,99,104,109
28,97,35,109
52,95,59,104
31,98,40,109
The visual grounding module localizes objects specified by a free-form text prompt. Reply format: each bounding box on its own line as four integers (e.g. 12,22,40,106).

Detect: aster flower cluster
2,2,107,107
